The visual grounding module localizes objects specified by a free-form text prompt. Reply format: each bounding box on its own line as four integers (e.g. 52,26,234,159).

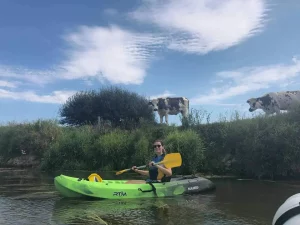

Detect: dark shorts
145,176,171,183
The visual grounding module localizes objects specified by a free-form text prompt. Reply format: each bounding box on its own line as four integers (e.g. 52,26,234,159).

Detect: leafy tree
59,86,155,127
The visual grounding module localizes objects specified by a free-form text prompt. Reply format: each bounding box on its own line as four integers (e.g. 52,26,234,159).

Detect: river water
0,169,300,225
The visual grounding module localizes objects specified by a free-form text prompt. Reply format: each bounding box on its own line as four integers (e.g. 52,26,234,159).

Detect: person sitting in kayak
126,140,172,184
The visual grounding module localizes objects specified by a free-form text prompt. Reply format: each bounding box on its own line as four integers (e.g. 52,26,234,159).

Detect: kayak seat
161,176,171,182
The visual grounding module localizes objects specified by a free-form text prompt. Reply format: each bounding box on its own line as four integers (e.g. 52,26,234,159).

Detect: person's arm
155,164,172,177
135,169,149,176
133,167,149,176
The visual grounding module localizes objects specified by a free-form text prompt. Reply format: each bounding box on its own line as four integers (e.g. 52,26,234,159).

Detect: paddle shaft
123,161,164,172
116,152,182,175
116,160,168,175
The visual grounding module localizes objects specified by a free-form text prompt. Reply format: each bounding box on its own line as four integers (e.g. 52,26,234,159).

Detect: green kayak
54,174,215,199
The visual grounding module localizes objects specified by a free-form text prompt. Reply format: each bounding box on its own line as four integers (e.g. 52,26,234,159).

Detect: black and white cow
148,97,189,124
246,91,300,115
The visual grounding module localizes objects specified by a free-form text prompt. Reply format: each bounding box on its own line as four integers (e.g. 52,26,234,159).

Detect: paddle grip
133,165,147,170
134,161,164,170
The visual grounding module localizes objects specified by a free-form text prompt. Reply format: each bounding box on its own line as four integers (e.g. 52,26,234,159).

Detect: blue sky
1,0,300,125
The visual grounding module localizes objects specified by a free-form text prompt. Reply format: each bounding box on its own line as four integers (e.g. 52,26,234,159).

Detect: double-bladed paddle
115,152,182,175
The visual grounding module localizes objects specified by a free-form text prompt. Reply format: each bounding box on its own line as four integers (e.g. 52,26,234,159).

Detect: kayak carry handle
138,182,157,196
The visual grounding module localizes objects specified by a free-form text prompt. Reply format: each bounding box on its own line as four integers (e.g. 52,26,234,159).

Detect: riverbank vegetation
1,86,300,180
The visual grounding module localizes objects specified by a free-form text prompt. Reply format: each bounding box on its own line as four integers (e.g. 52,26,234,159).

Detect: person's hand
131,166,137,171
149,161,155,167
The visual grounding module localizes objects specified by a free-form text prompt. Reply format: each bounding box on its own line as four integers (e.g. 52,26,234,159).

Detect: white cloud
0,0,270,93
59,25,165,85
0,25,167,104
0,0,272,106
0,65,55,86
279,80,296,88
149,90,176,99
130,0,269,54
0,25,165,87
190,57,300,104
0,80,18,88
0,89,76,104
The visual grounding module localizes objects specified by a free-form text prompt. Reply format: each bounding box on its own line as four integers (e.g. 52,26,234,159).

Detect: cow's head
246,98,262,112
148,99,159,111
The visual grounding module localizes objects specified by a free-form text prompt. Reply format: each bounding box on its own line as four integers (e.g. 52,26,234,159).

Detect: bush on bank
39,123,205,175
0,120,61,159
189,107,300,179
1,106,300,179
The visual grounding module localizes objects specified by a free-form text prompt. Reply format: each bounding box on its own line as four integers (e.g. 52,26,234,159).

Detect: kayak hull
54,174,215,199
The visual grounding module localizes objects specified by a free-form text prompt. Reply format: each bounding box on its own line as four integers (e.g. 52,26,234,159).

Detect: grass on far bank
1,106,300,180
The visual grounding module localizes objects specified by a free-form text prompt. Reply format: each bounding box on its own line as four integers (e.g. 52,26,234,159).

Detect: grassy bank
1,107,300,180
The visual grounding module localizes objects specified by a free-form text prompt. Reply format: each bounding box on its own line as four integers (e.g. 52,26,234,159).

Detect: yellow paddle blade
115,169,129,176
88,173,103,182
157,169,164,180
157,153,182,178
159,152,182,168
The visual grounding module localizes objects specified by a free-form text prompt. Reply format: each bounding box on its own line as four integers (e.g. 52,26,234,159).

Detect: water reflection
1,169,300,225
51,194,215,225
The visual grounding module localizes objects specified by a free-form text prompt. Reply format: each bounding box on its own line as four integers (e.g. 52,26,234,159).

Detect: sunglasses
153,145,161,148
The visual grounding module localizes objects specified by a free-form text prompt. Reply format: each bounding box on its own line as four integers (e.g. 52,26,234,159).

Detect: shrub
232,115,300,179
40,125,96,170
59,86,155,128
180,107,212,129
94,129,133,170
164,129,205,175
193,122,228,174
0,120,61,159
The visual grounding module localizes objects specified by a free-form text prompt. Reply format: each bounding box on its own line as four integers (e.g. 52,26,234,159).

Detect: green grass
1,107,300,180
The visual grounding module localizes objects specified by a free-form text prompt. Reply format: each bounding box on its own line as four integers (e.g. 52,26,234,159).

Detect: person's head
153,139,166,156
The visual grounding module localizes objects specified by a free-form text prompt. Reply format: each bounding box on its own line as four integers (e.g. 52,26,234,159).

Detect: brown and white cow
148,97,189,124
246,91,300,115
